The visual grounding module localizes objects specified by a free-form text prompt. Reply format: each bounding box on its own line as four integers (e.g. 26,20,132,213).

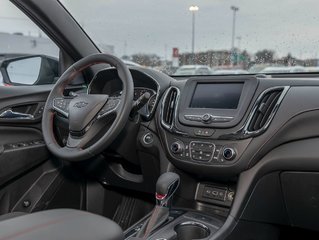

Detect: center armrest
0,209,123,240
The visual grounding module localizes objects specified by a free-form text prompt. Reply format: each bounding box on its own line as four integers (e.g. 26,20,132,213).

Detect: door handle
0,109,35,120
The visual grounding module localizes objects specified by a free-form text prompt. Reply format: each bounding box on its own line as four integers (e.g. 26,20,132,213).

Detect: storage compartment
281,172,319,231
174,221,210,240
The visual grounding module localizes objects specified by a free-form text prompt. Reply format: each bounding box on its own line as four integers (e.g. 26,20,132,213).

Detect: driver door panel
0,86,51,186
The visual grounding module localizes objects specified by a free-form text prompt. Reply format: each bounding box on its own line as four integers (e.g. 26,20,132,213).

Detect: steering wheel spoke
66,134,81,148
97,97,121,119
52,97,72,118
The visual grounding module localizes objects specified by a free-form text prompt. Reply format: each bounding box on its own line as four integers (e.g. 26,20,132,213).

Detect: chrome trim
219,86,290,140
142,132,154,145
177,221,210,232
0,109,34,120
160,87,187,136
242,86,290,136
222,147,236,160
184,114,234,123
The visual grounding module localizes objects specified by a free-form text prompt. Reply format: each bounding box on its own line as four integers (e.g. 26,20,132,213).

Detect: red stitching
0,212,81,240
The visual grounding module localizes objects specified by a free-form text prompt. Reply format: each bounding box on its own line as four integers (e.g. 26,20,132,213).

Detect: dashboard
87,66,319,233
88,66,319,180
88,66,319,231
154,75,319,179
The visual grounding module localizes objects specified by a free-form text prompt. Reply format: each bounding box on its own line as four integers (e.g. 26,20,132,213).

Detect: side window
0,2,59,86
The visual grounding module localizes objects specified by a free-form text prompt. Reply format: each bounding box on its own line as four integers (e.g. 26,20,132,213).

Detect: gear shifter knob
135,172,180,238
155,172,180,207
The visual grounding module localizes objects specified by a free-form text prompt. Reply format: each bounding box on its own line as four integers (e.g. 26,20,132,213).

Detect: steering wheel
42,53,134,161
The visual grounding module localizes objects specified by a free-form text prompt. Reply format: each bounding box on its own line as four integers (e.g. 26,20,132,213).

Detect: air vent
247,87,285,132
162,87,179,127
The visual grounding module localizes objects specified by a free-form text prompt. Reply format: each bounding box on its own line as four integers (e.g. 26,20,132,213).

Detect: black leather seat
0,209,123,240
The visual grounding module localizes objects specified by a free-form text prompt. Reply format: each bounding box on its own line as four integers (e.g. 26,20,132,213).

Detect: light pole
230,6,239,66
236,36,242,64
189,5,199,64
236,36,242,49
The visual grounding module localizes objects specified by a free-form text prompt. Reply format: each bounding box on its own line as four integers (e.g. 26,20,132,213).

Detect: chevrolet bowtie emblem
73,101,88,108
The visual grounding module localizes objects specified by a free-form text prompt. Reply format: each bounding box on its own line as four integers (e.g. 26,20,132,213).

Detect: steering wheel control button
201,114,212,123
143,133,154,145
223,147,236,161
190,141,215,162
194,128,214,137
170,142,183,154
53,98,71,116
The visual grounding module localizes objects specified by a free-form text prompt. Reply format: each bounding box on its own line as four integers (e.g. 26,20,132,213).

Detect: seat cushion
0,212,27,222
0,209,123,240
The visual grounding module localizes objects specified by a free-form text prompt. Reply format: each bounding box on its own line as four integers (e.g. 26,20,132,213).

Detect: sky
1,0,319,60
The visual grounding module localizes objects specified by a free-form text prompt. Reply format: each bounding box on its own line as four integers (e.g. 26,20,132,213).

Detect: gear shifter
135,172,180,239
155,172,180,207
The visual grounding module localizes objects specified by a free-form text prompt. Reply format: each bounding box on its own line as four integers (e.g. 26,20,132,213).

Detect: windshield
60,0,319,76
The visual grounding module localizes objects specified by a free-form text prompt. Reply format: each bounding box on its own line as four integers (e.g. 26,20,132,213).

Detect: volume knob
171,142,183,154
223,148,236,160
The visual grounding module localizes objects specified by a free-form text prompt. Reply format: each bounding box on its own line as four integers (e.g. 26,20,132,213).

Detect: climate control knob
223,147,236,160
170,142,183,154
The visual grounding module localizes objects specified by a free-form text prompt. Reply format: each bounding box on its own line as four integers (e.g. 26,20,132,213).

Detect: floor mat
112,195,153,230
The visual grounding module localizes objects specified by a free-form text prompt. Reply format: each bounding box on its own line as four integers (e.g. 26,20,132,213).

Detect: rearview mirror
1,55,59,86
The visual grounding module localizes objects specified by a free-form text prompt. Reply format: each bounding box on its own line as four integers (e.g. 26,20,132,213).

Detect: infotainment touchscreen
190,83,244,109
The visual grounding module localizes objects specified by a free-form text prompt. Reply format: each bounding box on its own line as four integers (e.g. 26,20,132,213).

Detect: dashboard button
194,128,214,137
143,133,153,144
203,187,227,201
203,129,214,136
190,141,215,161
194,129,203,136
203,152,212,158
184,115,202,122
212,117,233,123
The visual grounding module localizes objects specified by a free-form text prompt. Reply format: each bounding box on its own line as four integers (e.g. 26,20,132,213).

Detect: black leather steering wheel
42,53,134,161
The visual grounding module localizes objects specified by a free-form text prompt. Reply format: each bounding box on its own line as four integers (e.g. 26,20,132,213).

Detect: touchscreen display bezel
189,83,244,109
178,77,258,128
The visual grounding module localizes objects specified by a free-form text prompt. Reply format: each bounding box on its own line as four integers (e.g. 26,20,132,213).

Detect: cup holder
174,221,210,240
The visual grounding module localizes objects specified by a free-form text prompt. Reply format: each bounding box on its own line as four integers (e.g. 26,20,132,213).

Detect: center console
125,209,224,240
159,77,258,174
149,76,290,239
124,172,226,240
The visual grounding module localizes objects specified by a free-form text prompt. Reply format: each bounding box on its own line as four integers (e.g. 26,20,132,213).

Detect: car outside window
59,0,319,76
0,2,59,86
